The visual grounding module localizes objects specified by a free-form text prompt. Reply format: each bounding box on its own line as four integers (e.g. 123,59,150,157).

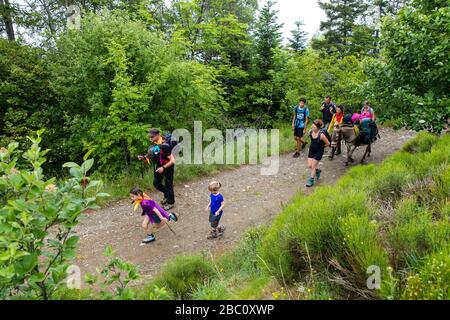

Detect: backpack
343,114,354,126
359,119,377,144
162,133,178,153
320,128,332,145
148,134,179,165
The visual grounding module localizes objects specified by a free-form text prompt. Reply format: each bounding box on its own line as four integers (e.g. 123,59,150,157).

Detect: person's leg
142,215,150,235
306,158,315,187
294,135,301,153
153,169,166,196
141,216,157,243
313,159,321,179
163,165,175,205
310,159,318,179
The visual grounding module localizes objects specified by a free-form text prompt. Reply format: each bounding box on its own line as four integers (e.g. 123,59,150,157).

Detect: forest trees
364,0,450,132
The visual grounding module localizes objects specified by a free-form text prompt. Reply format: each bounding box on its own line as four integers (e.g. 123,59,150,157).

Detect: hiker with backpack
306,120,330,188
320,95,336,133
138,128,177,210
129,187,178,245
292,98,310,158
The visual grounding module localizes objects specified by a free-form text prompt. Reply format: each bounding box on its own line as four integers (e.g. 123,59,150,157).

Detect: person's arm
215,200,225,216
304,109,310,133
153,207,168,222
292,112,296,129
320,102,325,111
205,200,211,212
156,153,175,174
321,133,330,147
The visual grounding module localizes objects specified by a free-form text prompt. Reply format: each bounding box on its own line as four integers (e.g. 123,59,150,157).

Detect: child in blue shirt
205,181,225,239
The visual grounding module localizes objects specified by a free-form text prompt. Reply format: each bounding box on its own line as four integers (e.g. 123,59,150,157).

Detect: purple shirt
141,199,170,223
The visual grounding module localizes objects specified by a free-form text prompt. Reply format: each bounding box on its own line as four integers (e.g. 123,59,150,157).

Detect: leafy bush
0,130,107,299
85,246,140,300
363,1,450,133
152,255,216,299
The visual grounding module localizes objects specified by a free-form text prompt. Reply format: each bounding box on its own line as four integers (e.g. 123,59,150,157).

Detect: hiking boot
217,225,226,237
163,203,175,211
305,177,315,188
293,152,300,158
316,169,322,180
141,234,156,244
169,212,178,222
302,141,309,150
207,231,218,240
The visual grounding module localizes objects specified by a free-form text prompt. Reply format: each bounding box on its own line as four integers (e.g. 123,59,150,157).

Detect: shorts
308,148,324,161
209,212,223,228
150,213,161,224
294,127,305,138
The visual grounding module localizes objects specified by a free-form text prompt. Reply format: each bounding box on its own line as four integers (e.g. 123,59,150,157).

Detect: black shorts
308,148,324,161
294,127,305,138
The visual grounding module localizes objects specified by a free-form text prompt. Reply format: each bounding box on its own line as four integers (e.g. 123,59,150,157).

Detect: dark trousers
153,165,175,204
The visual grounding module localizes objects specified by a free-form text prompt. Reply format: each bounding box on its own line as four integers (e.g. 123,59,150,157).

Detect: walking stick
165,221,177,236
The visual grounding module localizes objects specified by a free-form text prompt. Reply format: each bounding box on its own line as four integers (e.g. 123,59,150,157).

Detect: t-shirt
141,199,170,223
294,106,310,128
210,193,224,215
321,102,336,123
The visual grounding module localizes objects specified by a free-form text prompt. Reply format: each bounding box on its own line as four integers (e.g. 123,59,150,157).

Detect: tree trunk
1,0,15,41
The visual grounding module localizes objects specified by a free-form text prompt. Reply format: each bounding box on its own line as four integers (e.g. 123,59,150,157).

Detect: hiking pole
165,221,177,236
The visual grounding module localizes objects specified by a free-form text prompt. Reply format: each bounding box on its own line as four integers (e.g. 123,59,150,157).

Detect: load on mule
331,112,380,166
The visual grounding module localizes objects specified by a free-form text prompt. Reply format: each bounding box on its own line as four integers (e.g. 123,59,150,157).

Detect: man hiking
138,129,176,210
292,98,310,158
320,95,336,133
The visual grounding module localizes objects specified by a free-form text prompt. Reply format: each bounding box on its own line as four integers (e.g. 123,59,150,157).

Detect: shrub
389,197,449,271
402,131,439,154
0,130,107,300
152,255,216,299
191,279,231,300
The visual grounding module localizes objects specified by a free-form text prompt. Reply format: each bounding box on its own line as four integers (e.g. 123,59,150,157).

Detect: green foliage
403,248,450,300
402,131,439,154
85,246,140,300
51,10,226,173
364,0,450,132
0,130,108,300
280,50,366,121
152,254,216,299
316,0,374,56
288,19,307,52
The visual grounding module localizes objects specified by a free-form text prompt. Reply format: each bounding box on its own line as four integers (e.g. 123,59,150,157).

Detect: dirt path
74,128,416,284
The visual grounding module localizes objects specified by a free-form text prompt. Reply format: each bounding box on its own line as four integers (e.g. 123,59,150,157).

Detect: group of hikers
130,96,378,245
292,95,377,187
